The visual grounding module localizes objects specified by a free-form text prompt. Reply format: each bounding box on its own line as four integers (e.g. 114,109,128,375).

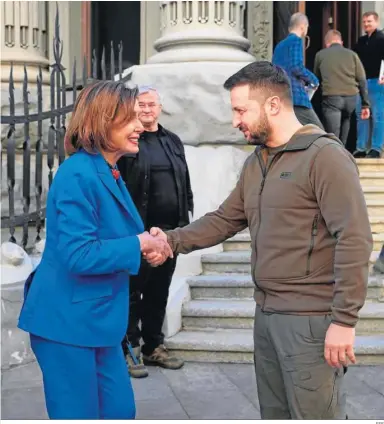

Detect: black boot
367,149,381,159
353,150,367,158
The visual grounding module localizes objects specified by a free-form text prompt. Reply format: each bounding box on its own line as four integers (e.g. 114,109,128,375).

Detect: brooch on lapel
111,169,120,180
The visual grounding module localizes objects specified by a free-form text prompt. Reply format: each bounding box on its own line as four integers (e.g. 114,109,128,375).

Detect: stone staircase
166,159,384,365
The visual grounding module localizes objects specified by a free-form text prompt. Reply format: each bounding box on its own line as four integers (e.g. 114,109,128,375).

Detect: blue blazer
18,150,144,347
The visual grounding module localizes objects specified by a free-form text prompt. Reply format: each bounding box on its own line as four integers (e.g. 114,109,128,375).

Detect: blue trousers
356,78,384,153
30,334,136,419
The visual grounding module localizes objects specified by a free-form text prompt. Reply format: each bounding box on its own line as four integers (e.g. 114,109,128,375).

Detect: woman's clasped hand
137,231,173,266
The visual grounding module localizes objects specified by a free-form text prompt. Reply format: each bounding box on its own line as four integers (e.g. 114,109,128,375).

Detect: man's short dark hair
362,11,379,21
223,61,292,104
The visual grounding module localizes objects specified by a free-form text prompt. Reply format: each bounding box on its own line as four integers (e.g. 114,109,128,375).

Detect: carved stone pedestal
1,243,34,369
124,61,251,145
147,1,254,63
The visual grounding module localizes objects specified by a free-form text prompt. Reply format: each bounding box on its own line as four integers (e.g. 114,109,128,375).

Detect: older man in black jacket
118,86,193,378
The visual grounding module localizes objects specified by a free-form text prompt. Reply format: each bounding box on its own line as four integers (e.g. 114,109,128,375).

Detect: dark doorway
91,1,141,78
273,2,299,46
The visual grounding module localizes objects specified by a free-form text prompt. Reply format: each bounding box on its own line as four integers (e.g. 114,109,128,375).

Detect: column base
1,50,50,84
148,29,255,64
1,64,50,85
124,61,253,145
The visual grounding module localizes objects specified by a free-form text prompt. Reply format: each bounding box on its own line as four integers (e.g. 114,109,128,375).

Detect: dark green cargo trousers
254,306,347,419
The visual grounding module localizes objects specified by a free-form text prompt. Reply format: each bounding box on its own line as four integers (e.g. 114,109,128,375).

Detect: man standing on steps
146,62,373,419
353,11,384,159
118,86,194,378
314,30,370,146
272,13,323,129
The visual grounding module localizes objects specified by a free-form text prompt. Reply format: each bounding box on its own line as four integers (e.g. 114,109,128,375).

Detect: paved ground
1,361,384,420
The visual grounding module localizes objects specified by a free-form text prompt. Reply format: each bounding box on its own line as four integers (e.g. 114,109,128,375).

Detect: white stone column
147,0,254,63
124,1,258,337
140,1,161,64
1,1,50,83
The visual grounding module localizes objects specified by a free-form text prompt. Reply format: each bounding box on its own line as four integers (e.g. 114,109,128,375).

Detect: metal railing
1,6,132,250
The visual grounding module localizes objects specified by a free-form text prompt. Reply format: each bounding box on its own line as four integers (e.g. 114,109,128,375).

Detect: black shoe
373,257,384,274
353,150,366,158
367,149,381,159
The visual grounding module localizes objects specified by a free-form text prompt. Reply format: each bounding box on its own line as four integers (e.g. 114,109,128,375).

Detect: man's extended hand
141,227,173,267
150,227,167,240
324,323,356,368
137,231,173,266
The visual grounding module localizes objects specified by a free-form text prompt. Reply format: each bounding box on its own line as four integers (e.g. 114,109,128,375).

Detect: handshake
137,227,173,267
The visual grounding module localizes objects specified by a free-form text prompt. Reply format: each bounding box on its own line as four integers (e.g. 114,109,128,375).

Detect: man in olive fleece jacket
146,62,373,419
314,30,370,145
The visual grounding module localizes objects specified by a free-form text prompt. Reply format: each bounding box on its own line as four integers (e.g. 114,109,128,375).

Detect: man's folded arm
165,163,249,254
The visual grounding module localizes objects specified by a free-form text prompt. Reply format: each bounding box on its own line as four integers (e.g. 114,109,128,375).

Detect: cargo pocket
72,281,113,303
284,350,338,419
323,366,345,419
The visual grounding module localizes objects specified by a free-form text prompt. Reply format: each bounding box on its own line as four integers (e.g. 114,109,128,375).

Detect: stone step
370,216,384,234
362,186,384,201
188,274,384,302
165,329,384,365
363,199,384,216
223,232,251,251
356,159,384,173
374,233,384,250
201,250,380,274
359,171,384,186
182,299,384,335
223,231,384,251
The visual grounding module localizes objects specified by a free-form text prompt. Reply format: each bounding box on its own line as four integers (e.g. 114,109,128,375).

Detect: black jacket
354,29,384,80
117,124,194,229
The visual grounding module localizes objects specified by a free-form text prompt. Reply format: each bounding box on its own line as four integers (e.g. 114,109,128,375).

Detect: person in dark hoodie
117,86,193,378
147,62,373,419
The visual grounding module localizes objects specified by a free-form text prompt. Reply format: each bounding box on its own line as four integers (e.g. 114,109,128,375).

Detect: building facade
1,1,384,370
2,1,384,86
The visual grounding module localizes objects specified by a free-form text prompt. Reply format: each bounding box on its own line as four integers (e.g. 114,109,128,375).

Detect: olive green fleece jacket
165,126,373,328
314,43,370,107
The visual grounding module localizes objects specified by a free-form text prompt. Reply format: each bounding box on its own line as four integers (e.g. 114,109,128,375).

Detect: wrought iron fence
1,8,132,251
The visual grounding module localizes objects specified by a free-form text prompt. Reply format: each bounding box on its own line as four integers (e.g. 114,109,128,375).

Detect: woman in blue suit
18,81,172,419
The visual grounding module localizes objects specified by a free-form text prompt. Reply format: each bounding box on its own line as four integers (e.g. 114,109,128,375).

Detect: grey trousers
253,306,347,419
322,95,357,146
294,105,324,130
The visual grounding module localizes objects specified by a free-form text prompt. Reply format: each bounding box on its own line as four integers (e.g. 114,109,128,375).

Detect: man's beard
241,114,271,146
